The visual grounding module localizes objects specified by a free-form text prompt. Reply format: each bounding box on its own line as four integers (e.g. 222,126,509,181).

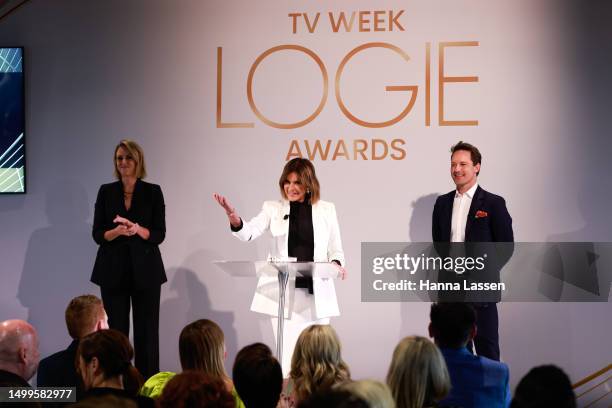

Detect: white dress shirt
451,183,478,242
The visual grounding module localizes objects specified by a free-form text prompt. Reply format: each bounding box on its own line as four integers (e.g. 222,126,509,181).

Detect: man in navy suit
432,141,513,361
37,295,108,405
429,302,511,408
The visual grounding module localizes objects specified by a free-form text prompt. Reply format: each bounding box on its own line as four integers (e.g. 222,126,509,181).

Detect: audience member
339,380,396,408
233,342,282,408
37,294,108,404
140,318,244,407
0,319,39,386
77,329,153,408
511,365,576,408
297,388,368,408
158,370,235,408
279,324,350,407
429,302,510,408
387,336,449,408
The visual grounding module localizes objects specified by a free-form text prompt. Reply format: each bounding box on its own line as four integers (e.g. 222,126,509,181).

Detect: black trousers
101,285,161,379
467,302,500,361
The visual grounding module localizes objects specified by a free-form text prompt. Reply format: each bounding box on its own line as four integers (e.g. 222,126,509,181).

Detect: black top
36,339,83,406
288,200,315,262
0,368,30,387
91,179,166,290
0,370,40,408
82,387,155,408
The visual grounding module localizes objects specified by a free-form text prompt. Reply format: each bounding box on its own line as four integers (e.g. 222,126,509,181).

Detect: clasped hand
114,215,139,236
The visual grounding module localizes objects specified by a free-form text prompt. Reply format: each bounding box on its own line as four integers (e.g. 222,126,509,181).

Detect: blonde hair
339,380,396,408
386,336,450,408
179,319,227,380
278,158,320,204
290,325,350,401
113,139,147,179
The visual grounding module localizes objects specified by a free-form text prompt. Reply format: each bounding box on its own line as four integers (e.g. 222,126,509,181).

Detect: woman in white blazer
214,158,346,374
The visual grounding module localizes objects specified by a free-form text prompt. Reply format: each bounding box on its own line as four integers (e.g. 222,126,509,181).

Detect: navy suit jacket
439,347,511,408
432,185,513,243
432,186,514,302
91,179,166,289
36,340,83,405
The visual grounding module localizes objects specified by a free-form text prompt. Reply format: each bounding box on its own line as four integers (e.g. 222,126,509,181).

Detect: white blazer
233,199,344,320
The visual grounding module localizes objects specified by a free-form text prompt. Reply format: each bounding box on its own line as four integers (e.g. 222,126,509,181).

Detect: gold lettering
305,139,332,160
372,139,389,160
332,140,350,160
359,11,371,32
286,140,303,160
353,139,368,160
328,11,356,33
390,139,406,160
335,43,418,128
373,10,386,32
439,41,479,126
216,47,254,128
303,13,320,33
247,45,329,129
389,10,405,31
288,13,300,34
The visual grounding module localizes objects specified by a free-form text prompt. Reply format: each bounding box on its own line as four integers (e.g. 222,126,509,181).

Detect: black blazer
432,186,514,302
36,340,83,406
432,185,513,243
91,179,166,289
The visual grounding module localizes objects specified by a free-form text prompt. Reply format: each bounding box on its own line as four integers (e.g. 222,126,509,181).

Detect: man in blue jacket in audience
429,302,511,408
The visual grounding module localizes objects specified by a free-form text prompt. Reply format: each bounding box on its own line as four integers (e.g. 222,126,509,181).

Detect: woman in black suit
91,139,166,379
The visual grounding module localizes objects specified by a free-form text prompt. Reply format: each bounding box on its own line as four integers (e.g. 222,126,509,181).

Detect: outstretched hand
213,193,241,228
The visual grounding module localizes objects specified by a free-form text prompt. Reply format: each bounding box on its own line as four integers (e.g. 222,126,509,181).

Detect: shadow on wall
399,193,439,336
17,179,98,358
159,267,237,373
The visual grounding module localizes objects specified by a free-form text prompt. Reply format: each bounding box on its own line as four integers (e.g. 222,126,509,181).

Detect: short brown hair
451,141,481,175
65,295,105,339
159,371,235,408
278,158,321,204
179,319,227,379
113,139,147,179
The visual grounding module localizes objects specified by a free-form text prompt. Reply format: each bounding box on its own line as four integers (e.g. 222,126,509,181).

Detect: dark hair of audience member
77,329,144,396
429,302,476,348
158,370,235,408
65,294,106,339
290,325,351,401
179,319,228,379
298,388,369,408
71,394,137,408
387,336,450,408
232,342,282,408
511,365,576,408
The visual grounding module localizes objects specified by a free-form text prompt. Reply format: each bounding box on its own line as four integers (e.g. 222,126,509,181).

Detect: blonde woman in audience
140,319,244,407
386,336,450,408
279,324,350,408
339,380,396,408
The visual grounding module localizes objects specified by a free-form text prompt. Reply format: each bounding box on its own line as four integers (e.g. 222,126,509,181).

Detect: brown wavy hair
278,158,321,204
290,325,350,401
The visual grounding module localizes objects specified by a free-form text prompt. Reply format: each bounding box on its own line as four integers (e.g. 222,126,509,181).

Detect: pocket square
475,210,488,218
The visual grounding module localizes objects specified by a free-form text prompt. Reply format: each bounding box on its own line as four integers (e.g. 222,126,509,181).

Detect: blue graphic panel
0,47,25,193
